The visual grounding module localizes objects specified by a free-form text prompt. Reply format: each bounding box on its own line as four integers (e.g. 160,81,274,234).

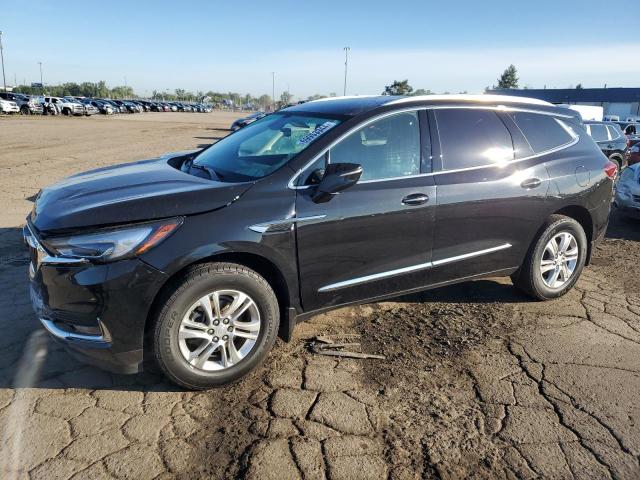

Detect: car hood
30,153,253,233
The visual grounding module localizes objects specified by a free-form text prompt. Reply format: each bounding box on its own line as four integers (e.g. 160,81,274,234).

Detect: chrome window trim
288,105,578,190
318,243,512,292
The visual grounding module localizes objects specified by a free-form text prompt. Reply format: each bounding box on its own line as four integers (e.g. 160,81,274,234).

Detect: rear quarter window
508,112,575,154
435,109,514,170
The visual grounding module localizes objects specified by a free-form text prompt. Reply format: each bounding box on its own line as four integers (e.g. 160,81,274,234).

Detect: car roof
284,94,560,117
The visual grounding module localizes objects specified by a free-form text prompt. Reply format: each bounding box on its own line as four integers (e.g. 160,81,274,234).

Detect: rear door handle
402,193,430,205
520,178,542,189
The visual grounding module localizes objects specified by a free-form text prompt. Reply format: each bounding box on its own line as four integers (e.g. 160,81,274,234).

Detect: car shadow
606,209,640,242
391,277,531,305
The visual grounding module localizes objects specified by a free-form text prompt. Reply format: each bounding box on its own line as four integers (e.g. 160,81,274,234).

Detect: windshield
193,112,342,182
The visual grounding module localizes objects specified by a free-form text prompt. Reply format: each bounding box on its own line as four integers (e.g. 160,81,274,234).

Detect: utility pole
343,46,350,96
0,31,7,92
271,72,275,110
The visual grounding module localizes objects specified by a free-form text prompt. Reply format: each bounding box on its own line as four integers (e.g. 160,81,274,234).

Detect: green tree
496,65,519,89
280,91,293,105
258,94,272,108
382,80,413,95
411,88,432,96
576,83,583,90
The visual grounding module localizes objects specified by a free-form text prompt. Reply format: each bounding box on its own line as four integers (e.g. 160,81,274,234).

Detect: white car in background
44,96,85,116
614,164,640,220
0,98,20,114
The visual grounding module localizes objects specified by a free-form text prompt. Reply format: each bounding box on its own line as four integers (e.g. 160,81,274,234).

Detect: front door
294,110,437,311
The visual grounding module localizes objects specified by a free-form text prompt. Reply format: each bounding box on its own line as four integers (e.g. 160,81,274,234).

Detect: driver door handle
520,178,542,189
402,193,430,205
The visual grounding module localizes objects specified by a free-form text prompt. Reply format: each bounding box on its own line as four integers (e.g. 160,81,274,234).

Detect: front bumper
24,224,168,374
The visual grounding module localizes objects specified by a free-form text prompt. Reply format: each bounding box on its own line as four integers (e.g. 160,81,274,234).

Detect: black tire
512,215,587,300
20,106,30,115
152,262,279,390
63,108,72,116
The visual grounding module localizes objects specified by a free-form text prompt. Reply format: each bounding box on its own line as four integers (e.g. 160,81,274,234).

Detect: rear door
294,110,437,311
428,107,561,284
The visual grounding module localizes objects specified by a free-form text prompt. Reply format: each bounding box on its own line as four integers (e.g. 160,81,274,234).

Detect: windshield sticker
297,121,338,145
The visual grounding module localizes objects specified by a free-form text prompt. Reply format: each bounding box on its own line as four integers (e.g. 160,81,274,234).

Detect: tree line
11,81,333,108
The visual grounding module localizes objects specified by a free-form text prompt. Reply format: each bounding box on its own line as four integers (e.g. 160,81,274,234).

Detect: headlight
43,218,183,262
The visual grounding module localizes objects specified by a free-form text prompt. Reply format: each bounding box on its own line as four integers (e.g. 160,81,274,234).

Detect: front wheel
153,262,279,389
512,215,587,300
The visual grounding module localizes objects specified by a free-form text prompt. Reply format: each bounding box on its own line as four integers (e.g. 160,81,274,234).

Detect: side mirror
311,162,363,204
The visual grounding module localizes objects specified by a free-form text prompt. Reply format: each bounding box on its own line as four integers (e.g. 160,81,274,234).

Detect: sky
2,0,639,99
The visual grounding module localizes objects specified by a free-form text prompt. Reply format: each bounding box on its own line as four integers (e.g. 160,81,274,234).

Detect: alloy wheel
177,289,260,371
540,232,579,288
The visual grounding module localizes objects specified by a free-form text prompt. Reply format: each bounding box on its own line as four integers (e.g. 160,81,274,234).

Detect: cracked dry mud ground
1,114,639,479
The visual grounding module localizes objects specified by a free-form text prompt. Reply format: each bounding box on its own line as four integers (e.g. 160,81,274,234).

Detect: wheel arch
552,205,594,265
143,250,296,361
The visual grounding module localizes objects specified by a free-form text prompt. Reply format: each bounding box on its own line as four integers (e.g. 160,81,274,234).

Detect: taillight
604,161,618,179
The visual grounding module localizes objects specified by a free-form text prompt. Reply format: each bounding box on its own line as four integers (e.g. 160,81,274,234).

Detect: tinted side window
435,109,514,170
508,112,574,154
588,124,609,142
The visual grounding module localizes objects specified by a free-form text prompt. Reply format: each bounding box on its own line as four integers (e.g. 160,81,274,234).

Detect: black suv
583,121,628,170
25,95,614,389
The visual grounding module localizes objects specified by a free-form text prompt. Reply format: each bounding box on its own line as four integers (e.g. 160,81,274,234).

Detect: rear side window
587,124,609,142
508,112,574,153
606,125,622,140
435,109,514,170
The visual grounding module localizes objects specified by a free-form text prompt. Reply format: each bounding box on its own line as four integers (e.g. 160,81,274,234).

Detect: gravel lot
0,113,638,479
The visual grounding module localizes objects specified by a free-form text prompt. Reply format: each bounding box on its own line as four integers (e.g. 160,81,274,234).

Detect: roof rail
385,94,553,107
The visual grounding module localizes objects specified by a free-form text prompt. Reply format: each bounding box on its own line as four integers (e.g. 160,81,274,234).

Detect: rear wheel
512,215,587,300
20,106,30,115
153,262,279,389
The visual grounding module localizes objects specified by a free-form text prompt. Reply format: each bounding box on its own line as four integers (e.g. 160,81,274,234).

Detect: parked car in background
0,97,20,113
230,111,266,131
615,122,640,148
44,96,85,116
25,95,615,389
626,143,640,166
583,121,627,170
83,102,99,116
0,92,44,115
614,163,640,218
82,99,115,115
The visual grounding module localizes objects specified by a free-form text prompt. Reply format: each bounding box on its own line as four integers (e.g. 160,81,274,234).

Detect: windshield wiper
182,157,220,180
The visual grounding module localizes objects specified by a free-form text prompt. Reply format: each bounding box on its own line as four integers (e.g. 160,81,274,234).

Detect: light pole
38,61,43,91
343,46,350,96
0,31,7,92
271,72,275,110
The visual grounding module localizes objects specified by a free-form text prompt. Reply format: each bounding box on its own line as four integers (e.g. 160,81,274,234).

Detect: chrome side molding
318,243,512,292
249,215,326,233
40,318,110,344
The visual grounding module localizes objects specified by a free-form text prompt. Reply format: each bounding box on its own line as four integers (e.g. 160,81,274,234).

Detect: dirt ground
0,113,638,479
